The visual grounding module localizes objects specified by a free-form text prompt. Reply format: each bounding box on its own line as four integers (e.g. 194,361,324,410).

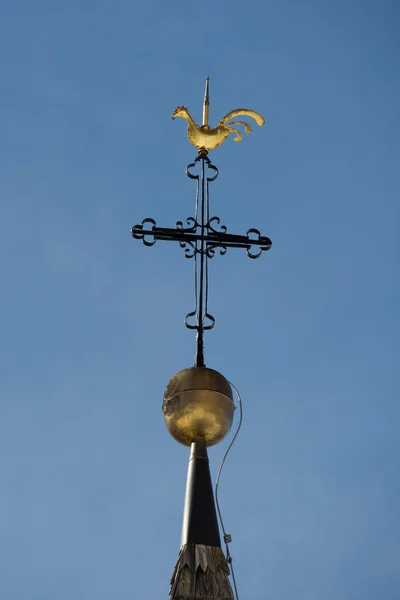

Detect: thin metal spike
202,76,210,127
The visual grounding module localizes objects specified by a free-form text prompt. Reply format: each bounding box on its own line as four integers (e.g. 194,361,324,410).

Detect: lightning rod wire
215,381,243,600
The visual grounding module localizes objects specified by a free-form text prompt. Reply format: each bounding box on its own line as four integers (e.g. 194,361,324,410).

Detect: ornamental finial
172,77,265,152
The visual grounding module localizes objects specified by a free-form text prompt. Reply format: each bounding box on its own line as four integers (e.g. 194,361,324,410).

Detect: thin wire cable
215,381,243,600
194,168,199,328
194,252,198,327
204,246,209,321
194,159,200,224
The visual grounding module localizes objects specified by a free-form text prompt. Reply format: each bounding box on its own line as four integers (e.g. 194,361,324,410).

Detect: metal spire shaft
181,439,220,547
169,438,234,599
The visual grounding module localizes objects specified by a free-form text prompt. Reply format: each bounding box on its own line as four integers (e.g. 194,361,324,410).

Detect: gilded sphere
162,367,236,447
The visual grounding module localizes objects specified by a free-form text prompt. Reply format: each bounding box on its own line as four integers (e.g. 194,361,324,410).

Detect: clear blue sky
1,1,399,599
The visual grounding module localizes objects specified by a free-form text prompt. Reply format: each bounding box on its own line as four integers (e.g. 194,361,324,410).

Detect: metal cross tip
202,76,210,128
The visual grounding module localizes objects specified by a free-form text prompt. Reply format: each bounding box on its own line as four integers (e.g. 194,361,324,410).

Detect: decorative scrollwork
205,243,227,259
184,310,215,331
245,228,272,259
186,160,200,180
131,218,157,247
184,310,197,330
207,216,227,235
206,161,218,182
176,217,199,234
186,155,218,182
179,239,198,259
202,312,215,331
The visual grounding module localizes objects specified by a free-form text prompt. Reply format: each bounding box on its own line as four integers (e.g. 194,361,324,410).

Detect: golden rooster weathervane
172,76,264,152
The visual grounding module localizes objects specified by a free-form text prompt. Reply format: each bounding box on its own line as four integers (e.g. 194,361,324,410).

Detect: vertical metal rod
202,76,210,127
195,157,206,367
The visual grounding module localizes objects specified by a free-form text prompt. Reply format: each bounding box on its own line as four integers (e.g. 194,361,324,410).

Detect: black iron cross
131,153,272,367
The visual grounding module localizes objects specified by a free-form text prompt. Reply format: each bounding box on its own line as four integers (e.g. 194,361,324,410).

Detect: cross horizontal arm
131,223,272,256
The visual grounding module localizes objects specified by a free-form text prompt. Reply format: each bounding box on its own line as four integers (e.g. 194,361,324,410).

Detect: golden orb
162,367,236,447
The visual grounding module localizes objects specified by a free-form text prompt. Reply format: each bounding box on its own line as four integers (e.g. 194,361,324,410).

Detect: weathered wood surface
170,543,234,599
